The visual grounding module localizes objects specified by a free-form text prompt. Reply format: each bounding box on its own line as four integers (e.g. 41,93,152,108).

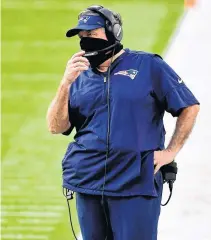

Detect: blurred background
1,0,186,239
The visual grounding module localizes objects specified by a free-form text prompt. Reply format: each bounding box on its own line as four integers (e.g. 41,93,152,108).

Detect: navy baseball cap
66,15,106,37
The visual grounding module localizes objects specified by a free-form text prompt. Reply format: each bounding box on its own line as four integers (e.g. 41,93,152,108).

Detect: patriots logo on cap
114,69,138,80
79,16,90,23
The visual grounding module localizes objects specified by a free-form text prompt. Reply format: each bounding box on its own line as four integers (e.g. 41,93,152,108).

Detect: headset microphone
84,51,98,57
83,42,119,57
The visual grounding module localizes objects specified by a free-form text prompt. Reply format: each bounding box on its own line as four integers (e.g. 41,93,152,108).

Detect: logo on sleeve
178,78,183,84
114,69,138,80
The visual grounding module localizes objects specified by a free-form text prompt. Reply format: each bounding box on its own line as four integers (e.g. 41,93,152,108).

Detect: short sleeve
62,104,76,136
152,55,200,117
62,89,77,136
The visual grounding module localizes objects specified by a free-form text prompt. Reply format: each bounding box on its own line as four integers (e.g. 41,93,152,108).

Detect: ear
98,27,108,40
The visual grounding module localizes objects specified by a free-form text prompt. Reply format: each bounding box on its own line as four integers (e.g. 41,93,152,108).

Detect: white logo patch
114,69,138,80
79,16,90,23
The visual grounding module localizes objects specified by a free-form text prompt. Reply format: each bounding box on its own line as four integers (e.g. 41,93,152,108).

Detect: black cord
141,151,175,206
101,47,116,240
66,199,78,240
161,180,173,206
63,188,78,240
64,48,117,240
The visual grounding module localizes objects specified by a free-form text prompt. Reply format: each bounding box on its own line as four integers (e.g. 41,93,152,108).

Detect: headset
86,5,123,42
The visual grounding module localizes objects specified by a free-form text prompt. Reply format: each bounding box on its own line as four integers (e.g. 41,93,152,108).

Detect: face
78,28,107,40
78,28,111,68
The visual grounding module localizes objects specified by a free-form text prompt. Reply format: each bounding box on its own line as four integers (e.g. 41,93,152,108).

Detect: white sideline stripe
0,218,8,223
2,192,61,198
2,205,64,210
2,40,70,46
18,219,58,224
1,234,48,239
2,91,53,99
2,73,61,81
2,226,53,232
159,0,211,240
2,211,60,217
2,199,63,204
2,185,59,192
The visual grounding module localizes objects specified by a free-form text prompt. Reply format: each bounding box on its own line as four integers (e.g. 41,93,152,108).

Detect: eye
88,31,97,38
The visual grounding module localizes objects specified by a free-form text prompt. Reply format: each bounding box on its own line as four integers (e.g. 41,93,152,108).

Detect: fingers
154,164,160,175
63,51,88,84
153,151,158,165
63,62,88,83
154,151,160,174
72,62,89,70
67,51,90,68
74,66,89,72
67,51,85,65
72,51,85,59
71,56,89,66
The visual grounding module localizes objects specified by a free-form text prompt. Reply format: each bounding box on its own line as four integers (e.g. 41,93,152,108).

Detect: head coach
46,5,200,240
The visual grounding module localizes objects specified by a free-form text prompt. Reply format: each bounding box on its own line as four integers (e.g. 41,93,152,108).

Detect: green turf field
1,0,183,239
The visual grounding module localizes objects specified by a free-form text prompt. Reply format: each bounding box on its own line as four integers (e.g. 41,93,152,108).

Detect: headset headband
87,5,123,42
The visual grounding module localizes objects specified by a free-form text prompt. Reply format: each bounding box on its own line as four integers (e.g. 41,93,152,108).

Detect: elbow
180,104,200,117
195,104,200,113
47,124,64,134
46,117,70,135
47,122,60,135
46,116,60,134
46,110,71,135
48,127,60,134
191,104,200,116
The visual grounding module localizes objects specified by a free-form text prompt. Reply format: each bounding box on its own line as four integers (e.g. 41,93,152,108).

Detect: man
46,5,200,240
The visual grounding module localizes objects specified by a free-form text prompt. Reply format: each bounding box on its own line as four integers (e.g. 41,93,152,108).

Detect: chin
99,61,111,68
99,64,108,67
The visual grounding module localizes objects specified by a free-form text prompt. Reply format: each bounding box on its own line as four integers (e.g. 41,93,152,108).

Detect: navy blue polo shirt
62,49,199,197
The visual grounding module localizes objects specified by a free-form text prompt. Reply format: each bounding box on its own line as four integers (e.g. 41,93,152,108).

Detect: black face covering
80,37,123,69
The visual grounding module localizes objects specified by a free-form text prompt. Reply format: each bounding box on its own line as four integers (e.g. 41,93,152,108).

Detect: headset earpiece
87,5,123,42
113,24,122,41
105,20,112,32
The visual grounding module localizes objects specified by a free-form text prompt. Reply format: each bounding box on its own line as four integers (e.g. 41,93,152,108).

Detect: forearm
46,81,71,134
166,104,200,155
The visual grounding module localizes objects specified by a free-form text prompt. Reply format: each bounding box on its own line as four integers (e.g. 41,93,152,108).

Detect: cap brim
66,25,101,37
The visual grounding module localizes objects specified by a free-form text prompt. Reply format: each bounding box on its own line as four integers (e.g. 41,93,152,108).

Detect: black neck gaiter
80,37,123,69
